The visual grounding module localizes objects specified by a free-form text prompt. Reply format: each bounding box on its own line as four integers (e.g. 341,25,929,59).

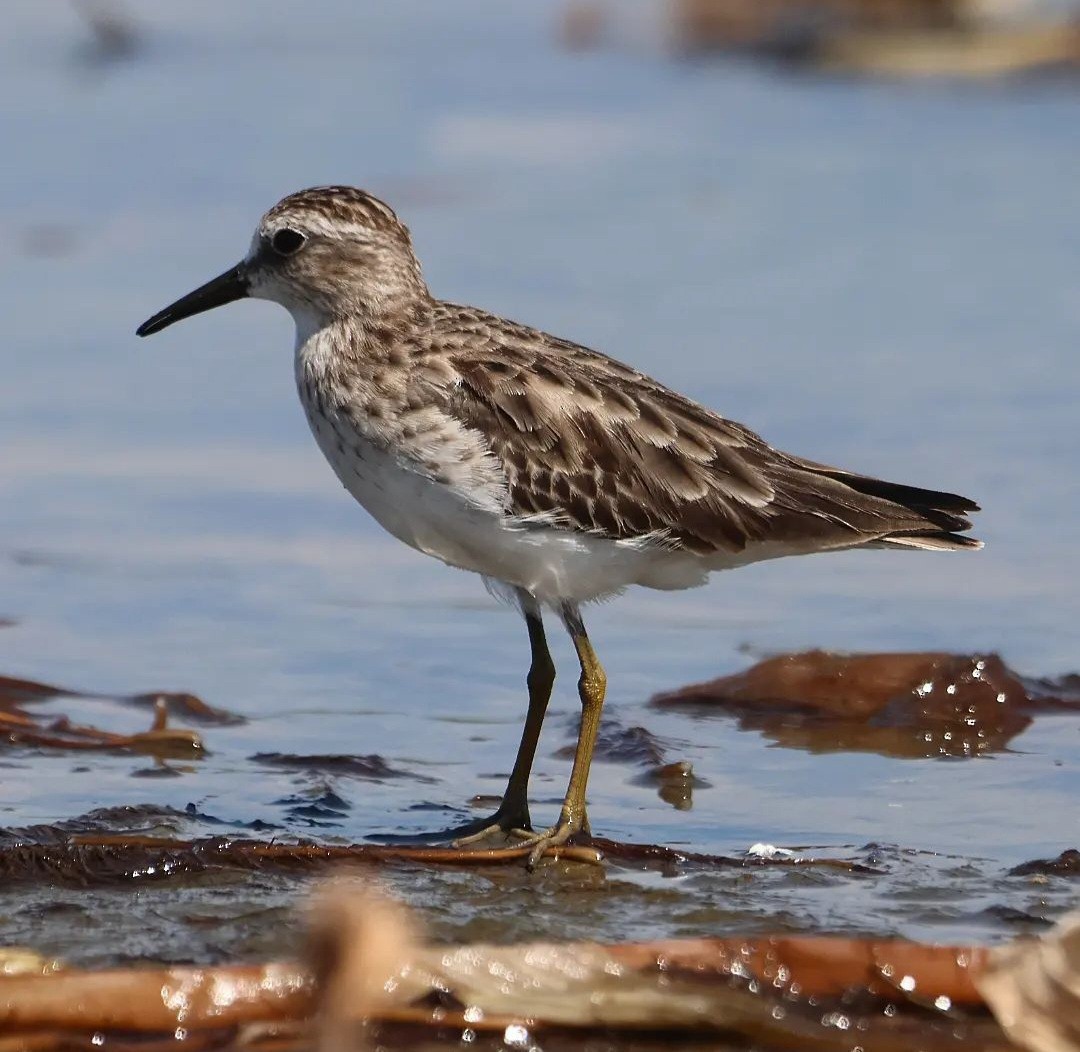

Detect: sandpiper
137,186,981,867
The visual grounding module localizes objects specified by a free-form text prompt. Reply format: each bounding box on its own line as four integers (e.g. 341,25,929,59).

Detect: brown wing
431,304,979,556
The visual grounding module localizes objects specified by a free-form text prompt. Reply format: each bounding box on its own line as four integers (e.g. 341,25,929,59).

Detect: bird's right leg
453,593,555,846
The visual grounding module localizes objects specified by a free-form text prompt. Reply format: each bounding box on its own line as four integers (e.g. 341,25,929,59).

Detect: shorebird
137,186,981,866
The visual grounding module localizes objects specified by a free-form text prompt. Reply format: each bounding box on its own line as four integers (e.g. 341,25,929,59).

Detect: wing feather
426,303,979,556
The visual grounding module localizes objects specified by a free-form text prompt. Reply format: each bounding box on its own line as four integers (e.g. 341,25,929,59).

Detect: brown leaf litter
651,650,1079,758
7,883,1076,1050
0,827,890,885
0,671,243,758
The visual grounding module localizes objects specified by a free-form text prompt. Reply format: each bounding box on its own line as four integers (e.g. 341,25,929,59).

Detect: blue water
1,3,1078,945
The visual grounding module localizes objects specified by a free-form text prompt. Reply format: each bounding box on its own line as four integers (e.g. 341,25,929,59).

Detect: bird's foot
512,811,590,871
450,799,531,848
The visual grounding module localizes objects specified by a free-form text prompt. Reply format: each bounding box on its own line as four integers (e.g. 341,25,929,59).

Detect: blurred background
0,1,1078,941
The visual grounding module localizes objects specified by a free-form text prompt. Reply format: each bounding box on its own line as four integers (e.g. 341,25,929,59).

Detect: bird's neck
293,313,364,385
292,287,430,347
292,300,429,392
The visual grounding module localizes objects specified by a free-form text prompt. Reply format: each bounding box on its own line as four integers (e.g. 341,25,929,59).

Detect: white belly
302,401,722,604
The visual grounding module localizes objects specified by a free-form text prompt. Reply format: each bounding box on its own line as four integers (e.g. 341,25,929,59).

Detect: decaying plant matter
0,671,240,757
0,882,1035,1051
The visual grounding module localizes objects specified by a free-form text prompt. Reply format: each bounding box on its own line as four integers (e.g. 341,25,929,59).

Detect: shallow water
1,1,1078,971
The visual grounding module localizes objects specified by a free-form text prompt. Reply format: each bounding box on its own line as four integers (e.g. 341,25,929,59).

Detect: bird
137,185,981,867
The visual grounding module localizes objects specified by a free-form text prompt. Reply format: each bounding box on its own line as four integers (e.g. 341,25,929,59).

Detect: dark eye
271,228,306,256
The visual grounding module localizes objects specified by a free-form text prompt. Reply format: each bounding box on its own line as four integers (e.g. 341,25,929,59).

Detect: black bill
136,263,248,337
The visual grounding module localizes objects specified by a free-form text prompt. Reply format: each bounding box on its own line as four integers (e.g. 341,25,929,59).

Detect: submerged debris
558,713,705,809
0,671,243,724
633,759,701,810
2,697,203,757
1009,849,1080,878
0,670,244,757
254,752,436,783
652,650,1079,758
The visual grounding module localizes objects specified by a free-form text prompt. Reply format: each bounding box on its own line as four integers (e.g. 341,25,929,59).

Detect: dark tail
821,468,982,551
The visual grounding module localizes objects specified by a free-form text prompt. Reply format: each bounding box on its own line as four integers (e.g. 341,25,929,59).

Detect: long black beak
136,263,248,337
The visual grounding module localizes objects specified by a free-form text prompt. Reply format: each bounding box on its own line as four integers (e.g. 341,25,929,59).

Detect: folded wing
437,311,980,557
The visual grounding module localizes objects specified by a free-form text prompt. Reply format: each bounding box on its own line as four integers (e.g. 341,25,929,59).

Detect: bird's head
137,186,427,339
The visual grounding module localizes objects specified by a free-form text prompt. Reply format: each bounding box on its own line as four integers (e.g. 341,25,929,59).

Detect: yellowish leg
453,603,555,846
518,603,607,870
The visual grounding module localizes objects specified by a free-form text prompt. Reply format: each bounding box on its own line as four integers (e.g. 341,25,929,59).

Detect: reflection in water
556,714,706,809
253,751,437,783
638,759,701,811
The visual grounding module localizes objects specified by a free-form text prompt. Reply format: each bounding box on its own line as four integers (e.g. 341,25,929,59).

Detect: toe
451,825,503,848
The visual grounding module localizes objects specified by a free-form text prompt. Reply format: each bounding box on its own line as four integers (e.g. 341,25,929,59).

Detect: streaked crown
263,185,406,239
247,185,428,320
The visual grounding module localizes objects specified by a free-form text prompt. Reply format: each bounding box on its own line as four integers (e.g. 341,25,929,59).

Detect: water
1,1,1078,966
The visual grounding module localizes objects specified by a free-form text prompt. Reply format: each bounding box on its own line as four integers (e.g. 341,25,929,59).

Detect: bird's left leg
453,591,555,846
514,601,607,869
